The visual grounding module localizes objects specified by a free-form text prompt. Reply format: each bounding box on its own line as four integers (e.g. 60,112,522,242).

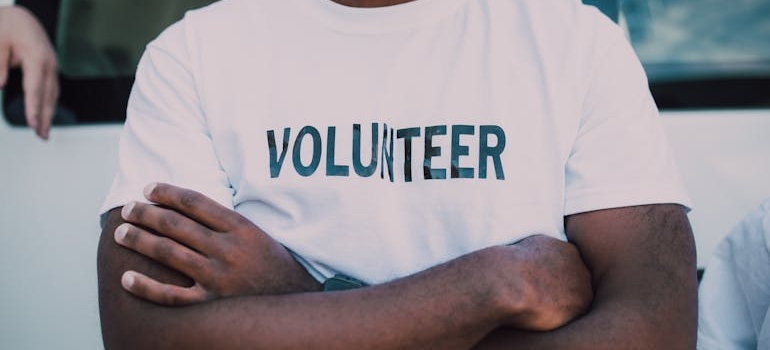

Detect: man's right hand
114,183,321,306
100,189,593,349
115,181,592,331
484,235,593,331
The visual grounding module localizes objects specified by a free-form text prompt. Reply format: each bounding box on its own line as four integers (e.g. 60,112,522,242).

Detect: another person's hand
0,5,58,140
114,183,321,306
486,235,593,331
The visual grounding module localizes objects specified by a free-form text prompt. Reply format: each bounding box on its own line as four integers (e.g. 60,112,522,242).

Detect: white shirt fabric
101,0,690,284
698,198,770,350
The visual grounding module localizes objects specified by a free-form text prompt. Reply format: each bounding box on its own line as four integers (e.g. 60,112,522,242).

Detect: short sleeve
564,19,691,215
100,21,233,216
698,199,770,349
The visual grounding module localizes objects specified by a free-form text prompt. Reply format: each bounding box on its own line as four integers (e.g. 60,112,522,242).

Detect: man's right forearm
98,209,507,349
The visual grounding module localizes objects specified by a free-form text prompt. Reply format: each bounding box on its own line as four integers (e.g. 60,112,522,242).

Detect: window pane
620,0,770,109
622,0,770,66
56,0,217,77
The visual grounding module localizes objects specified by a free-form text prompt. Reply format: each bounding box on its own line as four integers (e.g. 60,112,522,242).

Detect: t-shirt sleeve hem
564,182,692,216
98,183,235,220
99,187,150,216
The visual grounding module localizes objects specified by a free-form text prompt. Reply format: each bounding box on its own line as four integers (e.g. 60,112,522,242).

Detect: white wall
0,93,119,349
663,109,770,267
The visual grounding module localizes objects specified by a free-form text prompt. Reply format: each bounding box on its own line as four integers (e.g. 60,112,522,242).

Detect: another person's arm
0,5,58,139
475,204,697,349
97,183,592,349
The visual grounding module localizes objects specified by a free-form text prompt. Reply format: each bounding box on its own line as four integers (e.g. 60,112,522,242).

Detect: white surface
662,109,770,267
0,95,119,349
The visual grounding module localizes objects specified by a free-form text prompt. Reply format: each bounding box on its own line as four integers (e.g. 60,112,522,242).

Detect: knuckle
200,227,214,238
213,254,236,276
183,251,208,274
152,238,176,264
201,291,215,303
157,214,180,232
230,214,251,229
179,191,202,209
161,285,181,305
195,286,215,303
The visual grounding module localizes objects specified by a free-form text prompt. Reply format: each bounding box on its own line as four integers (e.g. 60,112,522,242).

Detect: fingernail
122,271,135,289
143,183,157,199
121,202,136,219
114,223,129,243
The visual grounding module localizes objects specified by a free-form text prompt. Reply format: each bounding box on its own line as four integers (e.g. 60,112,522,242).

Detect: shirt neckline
287,0,470,35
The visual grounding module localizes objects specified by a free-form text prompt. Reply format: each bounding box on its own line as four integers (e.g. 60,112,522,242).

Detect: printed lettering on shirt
267,123,506,182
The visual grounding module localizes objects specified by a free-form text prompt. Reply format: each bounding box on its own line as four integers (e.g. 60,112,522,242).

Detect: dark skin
99,184,593,349
475,204,698,349
98,183,696,349
98,1,697,348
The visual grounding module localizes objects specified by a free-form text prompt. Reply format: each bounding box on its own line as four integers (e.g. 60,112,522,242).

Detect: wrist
421,246,513,334
480,245,535,327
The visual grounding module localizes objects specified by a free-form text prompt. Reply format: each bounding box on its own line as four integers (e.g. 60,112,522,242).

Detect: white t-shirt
101,0,690,284
698,198,770,350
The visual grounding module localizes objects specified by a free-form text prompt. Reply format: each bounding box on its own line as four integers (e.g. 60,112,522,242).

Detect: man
98,0,697,348
0,4,58,140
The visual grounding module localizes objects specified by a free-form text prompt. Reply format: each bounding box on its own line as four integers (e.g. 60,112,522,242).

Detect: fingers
143,182,244,232
114,222,209,280
0,4,60,140
121,270,208,306
21,55,57,140
0,46,8,88
21,61,42,131
120,202,215,254
39,65,58,139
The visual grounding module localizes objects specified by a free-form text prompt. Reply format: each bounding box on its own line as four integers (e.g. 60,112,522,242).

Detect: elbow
97,289,180,350
97,221,175,350
97,208,189,349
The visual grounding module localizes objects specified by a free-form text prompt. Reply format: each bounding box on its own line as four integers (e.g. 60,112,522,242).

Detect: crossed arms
97,183,697,349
